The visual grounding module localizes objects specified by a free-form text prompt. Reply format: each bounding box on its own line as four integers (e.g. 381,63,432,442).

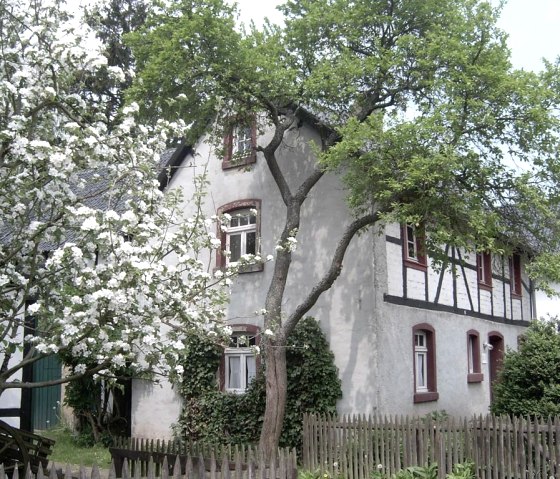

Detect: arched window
216,200,262,272
413,324,438,403
467,330,483,383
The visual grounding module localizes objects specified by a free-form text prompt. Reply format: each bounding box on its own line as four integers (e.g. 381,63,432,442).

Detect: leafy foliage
491,318,560,416
175,317,341,449
368,462,474,479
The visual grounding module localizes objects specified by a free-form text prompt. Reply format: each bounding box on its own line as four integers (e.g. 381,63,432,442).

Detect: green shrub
174,317,342,449
491,318,560,417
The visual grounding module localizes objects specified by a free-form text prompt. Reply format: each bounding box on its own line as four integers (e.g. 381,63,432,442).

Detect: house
129,115,534,439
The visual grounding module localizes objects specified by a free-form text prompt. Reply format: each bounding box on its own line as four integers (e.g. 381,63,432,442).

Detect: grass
41,427,112,467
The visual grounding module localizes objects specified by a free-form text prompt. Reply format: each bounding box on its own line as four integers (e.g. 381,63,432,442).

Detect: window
216,200,262,272
467,330,483,383
412,324,438,403
223,121,256,169
476,252,492,290
403,224,427,270
414,332,428,392
221,325,259,393
226,209,257,262
510,253,522,297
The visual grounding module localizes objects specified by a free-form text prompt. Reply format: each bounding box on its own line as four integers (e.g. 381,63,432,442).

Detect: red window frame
510,253,522,297
222,121,257,169
476,252,492,290
402,224,427,271
467,330,483,383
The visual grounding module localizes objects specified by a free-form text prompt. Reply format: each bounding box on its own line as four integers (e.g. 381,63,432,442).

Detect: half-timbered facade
127,117,533,438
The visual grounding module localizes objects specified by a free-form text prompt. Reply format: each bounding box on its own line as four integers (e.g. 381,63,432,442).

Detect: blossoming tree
0,0,238,400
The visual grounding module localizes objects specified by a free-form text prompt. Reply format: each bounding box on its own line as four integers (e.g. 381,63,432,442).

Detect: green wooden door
32,355,61,430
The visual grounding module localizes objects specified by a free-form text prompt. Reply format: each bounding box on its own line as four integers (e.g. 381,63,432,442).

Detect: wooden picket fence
302,413,560,479
0,447,297,479
108,439,297,478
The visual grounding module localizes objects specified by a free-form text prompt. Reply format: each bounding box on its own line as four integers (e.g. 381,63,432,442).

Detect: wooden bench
0,419,56,473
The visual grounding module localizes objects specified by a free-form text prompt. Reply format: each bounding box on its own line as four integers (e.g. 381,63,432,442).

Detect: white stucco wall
131,118,533,438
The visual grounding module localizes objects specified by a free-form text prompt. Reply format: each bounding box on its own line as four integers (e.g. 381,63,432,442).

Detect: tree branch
283,211,381,335
1,360,111,389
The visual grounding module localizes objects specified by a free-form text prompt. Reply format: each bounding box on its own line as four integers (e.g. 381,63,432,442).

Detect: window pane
230,234,241,261
228,356,241,389
230,217,239,227
249,215,256,224
239,215,248,226
416,352,426,389
246,232,256,255
468,337,474,373
246,355,256,385
407,225,416,259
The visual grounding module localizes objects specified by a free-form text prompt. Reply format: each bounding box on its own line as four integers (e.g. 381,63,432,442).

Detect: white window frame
233,124,253,156
477,252,492,286
415,331,428,393
406,224,419,261
225,209,257,265
468,335,476,374
224,336,256,393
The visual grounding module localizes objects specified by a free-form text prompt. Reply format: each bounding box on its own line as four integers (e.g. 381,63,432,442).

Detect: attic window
223,121,256,169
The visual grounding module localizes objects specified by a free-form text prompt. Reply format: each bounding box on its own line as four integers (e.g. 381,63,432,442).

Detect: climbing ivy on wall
174,317,342,450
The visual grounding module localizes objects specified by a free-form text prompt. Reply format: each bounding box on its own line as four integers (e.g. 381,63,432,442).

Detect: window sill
222,153,256,170
467,373,484,383
404,259,427,272
511,292,522,299
414,391,439,403
238,263,263,274
478,282,492,292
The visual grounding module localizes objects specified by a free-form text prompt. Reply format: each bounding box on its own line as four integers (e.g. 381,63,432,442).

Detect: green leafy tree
83,0,150,122
128,0,560,456
491,318,560,417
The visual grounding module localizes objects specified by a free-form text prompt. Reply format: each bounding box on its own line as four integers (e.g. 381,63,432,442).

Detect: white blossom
0,0,241,392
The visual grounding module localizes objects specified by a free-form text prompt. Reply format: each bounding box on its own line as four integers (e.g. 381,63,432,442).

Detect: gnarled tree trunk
259,340,288,459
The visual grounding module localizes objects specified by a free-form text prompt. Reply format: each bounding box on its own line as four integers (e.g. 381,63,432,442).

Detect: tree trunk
259,340,288,460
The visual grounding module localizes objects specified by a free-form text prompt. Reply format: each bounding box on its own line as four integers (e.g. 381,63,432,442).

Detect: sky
232,0,560,71
230,0,560,318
